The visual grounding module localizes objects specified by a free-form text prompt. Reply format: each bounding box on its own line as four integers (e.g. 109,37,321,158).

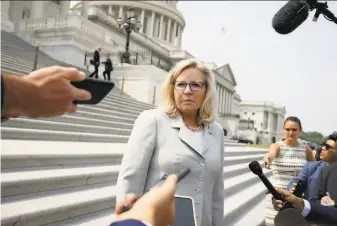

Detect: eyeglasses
173,81,206,91
322,143,334,151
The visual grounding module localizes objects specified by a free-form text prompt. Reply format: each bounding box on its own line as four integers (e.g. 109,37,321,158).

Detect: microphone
272,1,310,34
274,208,310,226
249,161,285,201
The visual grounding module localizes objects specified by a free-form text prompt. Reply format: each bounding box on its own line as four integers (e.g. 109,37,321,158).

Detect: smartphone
172,196,197,226
70,77,114,105
281,180,307,211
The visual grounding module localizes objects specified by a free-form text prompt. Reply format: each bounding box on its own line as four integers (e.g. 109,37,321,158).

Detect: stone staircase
1,30,270,226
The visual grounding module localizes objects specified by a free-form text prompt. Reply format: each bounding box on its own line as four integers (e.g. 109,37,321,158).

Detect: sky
177,1,337,136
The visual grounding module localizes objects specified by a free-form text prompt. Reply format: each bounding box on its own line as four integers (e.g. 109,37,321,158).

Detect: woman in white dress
263,116,315,226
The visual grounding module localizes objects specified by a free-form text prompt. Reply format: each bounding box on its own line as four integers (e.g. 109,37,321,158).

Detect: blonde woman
116,59,225,226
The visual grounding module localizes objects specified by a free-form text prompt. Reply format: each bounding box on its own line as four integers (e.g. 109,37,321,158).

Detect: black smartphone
281,180,307,211
70,77,114,105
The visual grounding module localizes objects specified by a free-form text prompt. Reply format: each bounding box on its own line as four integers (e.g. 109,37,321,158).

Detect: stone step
16,114,134,129
104,94,155,109
222,173,271,226
78,102,143,117
1,165,120,202
233,197,266,226
223,154,265,166
1,185,117,226
1,127,129,143
1,118,132,136
76,105,139,120
1,54,34,67
99,99,152,114
45,208,116,226
0,65,29,76
68,110,136,125
1,141,125,171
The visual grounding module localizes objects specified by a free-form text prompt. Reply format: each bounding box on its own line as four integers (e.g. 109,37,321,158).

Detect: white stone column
60,0,70,17
31,1,45,18
221,87,225,114
217,85,221,113
166,18,171,42
229,93,233,114
140,9,145,33
159,15,164,40
108,6,114,16
81,1,89,18
149,11,155,37
176,24,181,46
178,25,183,47
1,1,14,32
171,21,177,44
226,91,230,114
268,111,273,133
118,5,124,18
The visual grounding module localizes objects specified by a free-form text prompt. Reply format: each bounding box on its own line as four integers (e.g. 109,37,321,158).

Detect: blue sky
178,1,337,135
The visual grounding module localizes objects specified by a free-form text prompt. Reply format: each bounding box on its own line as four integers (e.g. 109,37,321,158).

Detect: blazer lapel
170,116,214,157
170,116,203,156
201,124,214,155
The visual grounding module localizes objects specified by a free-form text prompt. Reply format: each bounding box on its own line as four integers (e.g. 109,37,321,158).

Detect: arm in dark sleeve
305,201,337,225
1,73,4,111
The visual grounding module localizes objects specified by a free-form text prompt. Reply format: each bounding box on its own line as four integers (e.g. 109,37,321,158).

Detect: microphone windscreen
274,208,310,226
249,161,262,175
272,0,310,34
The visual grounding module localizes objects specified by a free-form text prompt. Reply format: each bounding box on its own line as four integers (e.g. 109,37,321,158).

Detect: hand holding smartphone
121,168,191,213
70,77,114,105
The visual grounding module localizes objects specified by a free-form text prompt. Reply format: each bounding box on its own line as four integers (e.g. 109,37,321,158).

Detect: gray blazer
116,109,225,226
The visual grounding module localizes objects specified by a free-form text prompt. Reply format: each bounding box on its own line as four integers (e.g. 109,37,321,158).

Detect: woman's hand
264,155,271,169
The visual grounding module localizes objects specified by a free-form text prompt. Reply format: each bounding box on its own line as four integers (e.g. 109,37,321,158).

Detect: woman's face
173,67,207,117
283,120,301,141
320,139,337,162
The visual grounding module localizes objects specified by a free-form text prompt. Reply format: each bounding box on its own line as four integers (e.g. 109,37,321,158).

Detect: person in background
263,116,315,226
102,54,113,81
1,66,91,121
89,47,101,79
287,134,337,201
314,146,322,161
116,58,224,226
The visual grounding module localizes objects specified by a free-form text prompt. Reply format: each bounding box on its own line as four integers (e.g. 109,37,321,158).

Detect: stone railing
19,15,106,42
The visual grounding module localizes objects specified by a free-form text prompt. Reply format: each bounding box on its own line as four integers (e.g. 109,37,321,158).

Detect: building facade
238,101,286,145
1,0,241,136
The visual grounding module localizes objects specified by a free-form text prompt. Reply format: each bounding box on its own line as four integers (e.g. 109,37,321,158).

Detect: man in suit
287,134,337,201
102,54,113,81
272,188,337,225
89,47,101,79
110,175,177,226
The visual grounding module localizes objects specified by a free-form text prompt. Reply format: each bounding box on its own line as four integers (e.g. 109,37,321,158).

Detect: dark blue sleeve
287,163,310,190
109,219,147,226
1,73,4,111
305,201,337,225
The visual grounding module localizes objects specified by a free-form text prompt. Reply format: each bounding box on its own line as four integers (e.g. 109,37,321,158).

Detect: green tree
300,131,325,144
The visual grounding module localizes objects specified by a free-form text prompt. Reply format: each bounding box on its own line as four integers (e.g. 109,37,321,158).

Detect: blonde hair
160,58,217,125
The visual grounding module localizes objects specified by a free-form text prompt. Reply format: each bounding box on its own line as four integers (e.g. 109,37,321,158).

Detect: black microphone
274,208,310,226
272,0,310,34
249,161,285,201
